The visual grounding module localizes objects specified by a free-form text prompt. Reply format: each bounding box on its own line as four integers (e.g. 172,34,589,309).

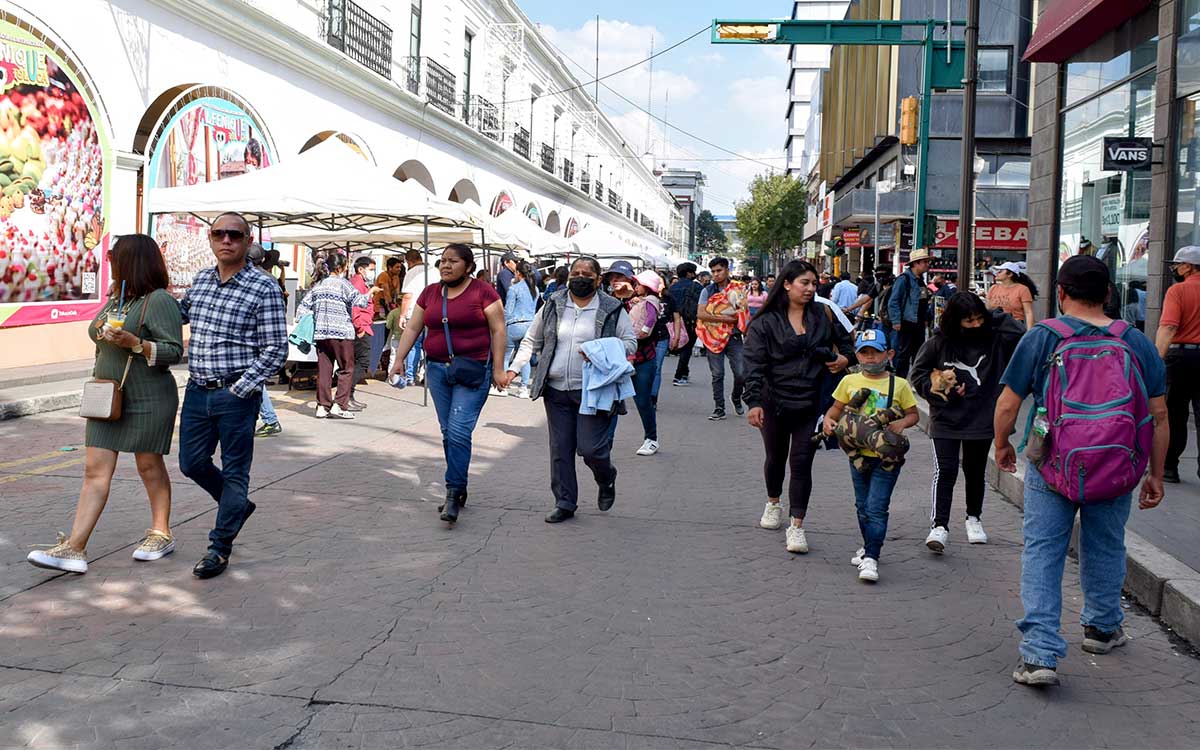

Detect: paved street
2,370,1200,749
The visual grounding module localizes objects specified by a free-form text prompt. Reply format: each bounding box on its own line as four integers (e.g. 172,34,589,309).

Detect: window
462,30,473,120
409,0,421,60
978,48,1010,93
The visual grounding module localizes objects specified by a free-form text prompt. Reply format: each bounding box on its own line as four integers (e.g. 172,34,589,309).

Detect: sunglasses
210,229,247,241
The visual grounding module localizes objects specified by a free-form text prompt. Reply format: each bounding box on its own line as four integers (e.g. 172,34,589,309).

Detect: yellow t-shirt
832,372,918,457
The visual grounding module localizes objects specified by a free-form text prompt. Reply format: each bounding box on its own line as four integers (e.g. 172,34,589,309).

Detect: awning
1023,0,1152,63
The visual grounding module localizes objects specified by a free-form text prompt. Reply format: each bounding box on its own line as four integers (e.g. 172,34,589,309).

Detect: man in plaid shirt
179,212,288,579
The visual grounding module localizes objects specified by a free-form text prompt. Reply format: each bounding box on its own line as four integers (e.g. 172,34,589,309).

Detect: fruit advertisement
148,96,273,294
0,20,111,328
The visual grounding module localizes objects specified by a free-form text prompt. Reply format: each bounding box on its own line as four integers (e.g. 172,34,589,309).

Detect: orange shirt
1161,274,1200,343
987,282,1033,322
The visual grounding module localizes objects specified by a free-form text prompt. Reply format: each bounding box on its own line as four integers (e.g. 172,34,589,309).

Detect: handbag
79,299,148,421
442,285,489,388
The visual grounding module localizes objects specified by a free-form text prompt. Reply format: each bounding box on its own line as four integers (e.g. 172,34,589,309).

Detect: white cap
991,261,1026,276
1170,246,1200,265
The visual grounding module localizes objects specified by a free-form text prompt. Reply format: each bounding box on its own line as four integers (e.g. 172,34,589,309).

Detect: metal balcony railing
540,144,555,174
594,179,604,201
512,126,531,161
467,95,500,141
324,0,393,79
561,159,574,186
608,190,621,212
399,56,420,95
399,57,456,115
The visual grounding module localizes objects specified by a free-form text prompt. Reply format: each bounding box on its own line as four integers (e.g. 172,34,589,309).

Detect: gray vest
530,289,624,400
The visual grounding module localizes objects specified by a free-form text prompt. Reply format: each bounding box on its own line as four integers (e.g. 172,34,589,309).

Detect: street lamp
872,180,893,276
967,154,986,290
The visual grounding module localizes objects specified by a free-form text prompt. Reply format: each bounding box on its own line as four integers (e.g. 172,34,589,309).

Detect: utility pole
594,15,600,104
956,0,980,288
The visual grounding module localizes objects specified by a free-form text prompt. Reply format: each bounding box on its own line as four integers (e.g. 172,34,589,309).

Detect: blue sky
517,1,792,214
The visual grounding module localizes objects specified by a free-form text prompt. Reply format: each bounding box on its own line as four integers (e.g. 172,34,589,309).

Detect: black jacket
743,303,854,412
910,310,1025,440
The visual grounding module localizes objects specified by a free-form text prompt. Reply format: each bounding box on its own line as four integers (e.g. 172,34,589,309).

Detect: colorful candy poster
0,19,111,328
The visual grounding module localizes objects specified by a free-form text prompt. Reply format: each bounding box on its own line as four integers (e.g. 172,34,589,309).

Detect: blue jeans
849,457,901,561
632,358,658,441
505,321,531,384
650,339,669,399
425,360,490,493
1017,464,1132,668
179,384,261,558
259,386,278,425
404,330,425,382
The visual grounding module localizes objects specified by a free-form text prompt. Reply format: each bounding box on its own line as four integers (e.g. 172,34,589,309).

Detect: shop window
978,49,1010,93
1063,11,1157,108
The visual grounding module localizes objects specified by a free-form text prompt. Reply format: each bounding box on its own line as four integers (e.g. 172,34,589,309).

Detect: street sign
1102,137,1152,171
934,218,1028,250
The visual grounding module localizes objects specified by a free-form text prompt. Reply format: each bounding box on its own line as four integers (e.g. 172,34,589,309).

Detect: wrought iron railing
608,189,621,212
594,179,604,201
561,159,574,186
467,95,500,141
399,56,420,94
540,144,555,174
512,126,531,160
424,58,456,115
324,0,393,79
579,170,590,195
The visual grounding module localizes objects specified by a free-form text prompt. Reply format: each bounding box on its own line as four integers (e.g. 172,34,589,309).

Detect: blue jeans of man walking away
632,358,658,441
1017,463,1132,668
401,330,425,382
505,321,531,385
543,387,617,511
425,360,490,493
179,384,261,558
849,456,901,561
707,335,745,410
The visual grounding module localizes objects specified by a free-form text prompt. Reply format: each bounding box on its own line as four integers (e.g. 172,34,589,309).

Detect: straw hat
907,248,933,264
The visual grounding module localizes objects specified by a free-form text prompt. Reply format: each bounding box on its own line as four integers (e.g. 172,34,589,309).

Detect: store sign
843,228,861,247
1100,193,1123,237
1102,137,1152,171
818,181,830,230
0,19,112,328
934,219,1028,250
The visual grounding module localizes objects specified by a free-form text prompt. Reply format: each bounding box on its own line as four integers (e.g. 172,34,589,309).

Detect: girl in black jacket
910,292,1023,553
744,260,853,554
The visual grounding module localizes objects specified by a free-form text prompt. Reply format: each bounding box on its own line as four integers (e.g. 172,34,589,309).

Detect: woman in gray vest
505,257,637,523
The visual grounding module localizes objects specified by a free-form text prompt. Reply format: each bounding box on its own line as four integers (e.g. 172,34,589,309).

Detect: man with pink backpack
993,255,1168,687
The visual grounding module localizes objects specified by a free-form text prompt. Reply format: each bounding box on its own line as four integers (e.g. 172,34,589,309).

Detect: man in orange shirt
1156,246,1200,482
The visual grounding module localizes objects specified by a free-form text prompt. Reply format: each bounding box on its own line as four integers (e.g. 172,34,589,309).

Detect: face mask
860,359,889,375
443,273,468,288
1173,271,1186,283
569,277,597,297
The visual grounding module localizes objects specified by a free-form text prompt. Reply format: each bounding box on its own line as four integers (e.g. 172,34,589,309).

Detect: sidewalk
1,372,1198,747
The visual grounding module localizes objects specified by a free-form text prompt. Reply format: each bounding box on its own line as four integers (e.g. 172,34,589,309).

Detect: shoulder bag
79,299,148,421
442,284,489,388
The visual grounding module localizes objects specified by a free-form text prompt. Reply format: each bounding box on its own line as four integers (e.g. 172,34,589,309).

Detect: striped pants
930,437,990,529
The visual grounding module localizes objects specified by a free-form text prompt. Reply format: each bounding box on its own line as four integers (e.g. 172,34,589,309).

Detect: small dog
929,368,958,401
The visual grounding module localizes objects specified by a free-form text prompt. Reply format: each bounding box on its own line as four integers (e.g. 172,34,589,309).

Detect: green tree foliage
695,210,728,255
734,173,806,269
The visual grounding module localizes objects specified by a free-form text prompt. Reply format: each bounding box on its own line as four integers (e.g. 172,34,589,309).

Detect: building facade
0,0,679,368
659,168,706,259
785,1,850,179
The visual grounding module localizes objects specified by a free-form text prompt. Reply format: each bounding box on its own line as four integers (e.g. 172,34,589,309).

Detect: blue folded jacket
579,337,635,415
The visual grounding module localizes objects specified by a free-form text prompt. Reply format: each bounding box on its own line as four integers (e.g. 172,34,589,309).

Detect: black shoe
545,508,575,523
598,478,616,511
733,400,746,416
708,408,726,421
439,490,461,524
1164,467,1181,484
350,397,367,409
1011,661,1058,686
1082,625,1129,654
192,551,228,579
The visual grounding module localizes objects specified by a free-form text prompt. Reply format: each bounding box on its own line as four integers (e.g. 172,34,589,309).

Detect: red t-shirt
417,279,500,362
1161,274,1200,344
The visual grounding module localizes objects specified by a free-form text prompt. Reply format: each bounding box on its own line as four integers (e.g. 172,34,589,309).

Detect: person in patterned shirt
178,212,288,579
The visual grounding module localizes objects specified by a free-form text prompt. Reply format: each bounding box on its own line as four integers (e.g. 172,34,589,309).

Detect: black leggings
760,405,819,519
930,437,990,528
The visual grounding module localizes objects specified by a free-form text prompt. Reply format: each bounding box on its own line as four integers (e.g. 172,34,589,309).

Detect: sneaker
857,557,879,582
785,525,809,553
733,401,746,416
965,516,988,544
851,547,866,566
673,378,689,387
1082,625,1129,654
27,533,88,574
1164,467,1181,483
254,421,282,437
925,526,949,554
515,386,531,399
708,408,727,421
636,439,659,456
349,397,368,410
329,404,355,419
759,502,783,530
1012,661,1059,686
489,386,508,397
315,405,329,419
131,529,175,561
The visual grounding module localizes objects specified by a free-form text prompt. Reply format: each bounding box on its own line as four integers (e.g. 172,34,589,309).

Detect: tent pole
422,215,429,408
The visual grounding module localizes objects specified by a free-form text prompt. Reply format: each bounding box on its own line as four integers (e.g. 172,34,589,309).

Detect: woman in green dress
27,234,184,574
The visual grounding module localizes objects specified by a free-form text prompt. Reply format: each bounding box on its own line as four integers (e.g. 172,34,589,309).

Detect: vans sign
1102,137,1152,171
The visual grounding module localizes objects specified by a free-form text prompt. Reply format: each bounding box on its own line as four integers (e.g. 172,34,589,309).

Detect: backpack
1022,318,1153,504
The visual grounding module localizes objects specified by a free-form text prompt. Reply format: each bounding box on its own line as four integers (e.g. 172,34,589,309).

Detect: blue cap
855,329,888,352
603,260,635,279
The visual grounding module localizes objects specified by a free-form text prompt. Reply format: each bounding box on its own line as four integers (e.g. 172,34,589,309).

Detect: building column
1147,0,1180,334
1027,57,1062,323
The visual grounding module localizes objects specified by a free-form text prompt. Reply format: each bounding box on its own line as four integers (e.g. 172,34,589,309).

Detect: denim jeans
425,360,491,493
707,335,745,410
631,358,658,441
848,456,901,561
179,384,261,558
259,385,279,425
650,338,670,399
505,321,531,385
1017,463,1132,668
403,330,425,382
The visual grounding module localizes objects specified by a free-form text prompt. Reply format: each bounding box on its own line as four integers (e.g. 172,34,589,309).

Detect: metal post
422,215,429,408
873,187,881,279
956,0,981,288
914,21,935,264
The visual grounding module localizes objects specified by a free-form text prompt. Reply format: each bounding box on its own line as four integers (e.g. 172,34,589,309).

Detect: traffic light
900,96,919,146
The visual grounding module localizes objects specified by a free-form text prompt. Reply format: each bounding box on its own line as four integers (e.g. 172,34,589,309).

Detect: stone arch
394,159,436,194
544,210,561,235
490,190,514,217
448,178,480,204
300,131,374,162
141,85,278,171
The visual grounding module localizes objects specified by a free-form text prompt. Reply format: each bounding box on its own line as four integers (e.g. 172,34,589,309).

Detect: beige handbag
80,300,147,421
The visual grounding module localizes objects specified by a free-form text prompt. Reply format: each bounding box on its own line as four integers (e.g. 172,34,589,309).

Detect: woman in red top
389,244,507,524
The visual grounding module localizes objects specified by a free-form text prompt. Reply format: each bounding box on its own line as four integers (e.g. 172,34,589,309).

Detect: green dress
85,289,184,455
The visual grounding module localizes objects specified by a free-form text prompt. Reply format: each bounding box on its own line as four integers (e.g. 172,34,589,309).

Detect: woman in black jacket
910,292,1023,554
744,259,853,554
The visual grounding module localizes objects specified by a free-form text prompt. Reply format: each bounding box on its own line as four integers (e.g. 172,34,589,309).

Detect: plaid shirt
180,264,288,398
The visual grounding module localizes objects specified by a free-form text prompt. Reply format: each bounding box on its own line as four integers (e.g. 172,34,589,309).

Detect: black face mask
569,277,597,297
443,273,468,288
1174,272,1187,283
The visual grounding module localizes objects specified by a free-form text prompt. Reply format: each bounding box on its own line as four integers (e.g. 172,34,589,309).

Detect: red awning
1023,0,1152,63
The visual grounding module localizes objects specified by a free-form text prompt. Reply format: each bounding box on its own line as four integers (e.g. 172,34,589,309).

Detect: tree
734,173,806,272
694,209,728,256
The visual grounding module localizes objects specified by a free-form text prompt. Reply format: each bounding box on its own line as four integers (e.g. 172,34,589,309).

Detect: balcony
607,189,621,212
466,95,500,141
512,126,531,161
540,143,555,174
579,170,590,195
561,159,575,186
594,179,604,201
399,57,456,115
323,0,393,79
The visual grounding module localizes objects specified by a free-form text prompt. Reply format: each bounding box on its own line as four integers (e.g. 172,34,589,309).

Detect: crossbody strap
117,296,151,391
887,372,895,409
441,284,455,360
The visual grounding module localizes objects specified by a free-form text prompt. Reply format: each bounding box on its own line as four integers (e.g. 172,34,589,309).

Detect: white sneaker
965,516,989,544
636,439,659,456
785,525,809,554
851,547,865,566
315,405,329,419
489,386,508,397
329,404,355,419
516,386,531,399
759,502,783,530
925,526,949,554
857,557,879,582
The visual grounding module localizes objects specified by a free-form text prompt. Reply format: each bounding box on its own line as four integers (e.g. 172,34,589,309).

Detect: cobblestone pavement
2,370,1200,749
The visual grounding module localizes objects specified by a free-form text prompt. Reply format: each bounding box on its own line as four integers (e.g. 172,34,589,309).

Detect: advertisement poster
148,96,272,294
0,19,111,328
